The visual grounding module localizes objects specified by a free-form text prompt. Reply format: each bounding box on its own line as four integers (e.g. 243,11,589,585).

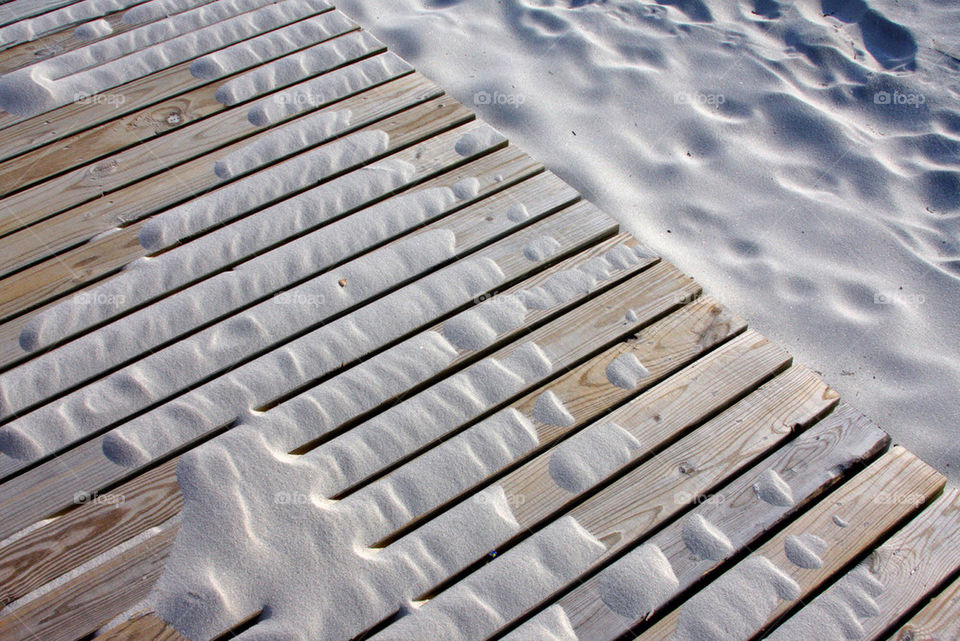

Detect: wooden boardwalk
0,3,958,641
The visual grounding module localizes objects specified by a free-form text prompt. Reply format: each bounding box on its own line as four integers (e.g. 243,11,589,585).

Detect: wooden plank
0,211,631,538
0,0,226,72
0,234,656,602
93,612,188,641
888,571,960,641
122,292,729,641
0,78,464,278
0,519,178,641
356,363,838,640
0,7,353,156
635,446,946,641
0,0,80,28
0,143,539,330
0,13,358,195
0,183,599,461
0,0,342,131
0,234,649,596
0,8,144,69
0,144,542,370
0,458,180,606
0,64,436,236
372,313,774,545
767,487,960,641
556,404,890,641
1,170,576,415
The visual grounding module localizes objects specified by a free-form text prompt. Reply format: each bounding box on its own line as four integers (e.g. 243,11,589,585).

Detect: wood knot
88,159,119,179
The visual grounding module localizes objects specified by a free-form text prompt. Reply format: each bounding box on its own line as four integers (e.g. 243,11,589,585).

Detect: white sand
500,605,577,641
141,128,391,249
596,543,680,621
533,390,575,427
245,51,410,126
0,0,140,45
605,352,651,390
333,0,960,483
370,516,603,640
0,0,329,117
0,230,460,460
74,18,114,42
672,556,801,641
681,514,735,562
783,533,828,569
548,421,641,493
767,565,883,641
121,0,215,25
189,11,357,80
213,108,356,179
752,468,795,507
214,29,385,107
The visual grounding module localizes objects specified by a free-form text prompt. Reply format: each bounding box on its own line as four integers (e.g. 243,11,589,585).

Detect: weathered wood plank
0,457,180,606
0,1,223,72
0,66,438,236
0,168,581,425
0,211,629,538
0,13,358,195
556,403,890,641
93,612,188,641
0,519,178,641
358,363,838,640
768,487,960,641
374,308,768,545
635,446,946,641
0,1,342,132
0,80,467,278
0,0,80,28
888,570,960,641
0,234,656,604
0,144,540,329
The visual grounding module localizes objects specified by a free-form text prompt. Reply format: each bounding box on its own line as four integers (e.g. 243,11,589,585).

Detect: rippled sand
336,0,960,482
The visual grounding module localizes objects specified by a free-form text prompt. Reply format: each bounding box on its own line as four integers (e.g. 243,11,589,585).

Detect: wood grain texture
0,457,180,606
0,11,353,194
635,446,946,641
371,297,752,545
559,403,890,641
0,209,622,539
0,2,343,134
0,68,439,236
0,0,235,74
0,144,542,367
0,519,178,641
93,612,189,641
888,570,960,641
0,85,474,279
767,487,960,641
0,168,579,419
